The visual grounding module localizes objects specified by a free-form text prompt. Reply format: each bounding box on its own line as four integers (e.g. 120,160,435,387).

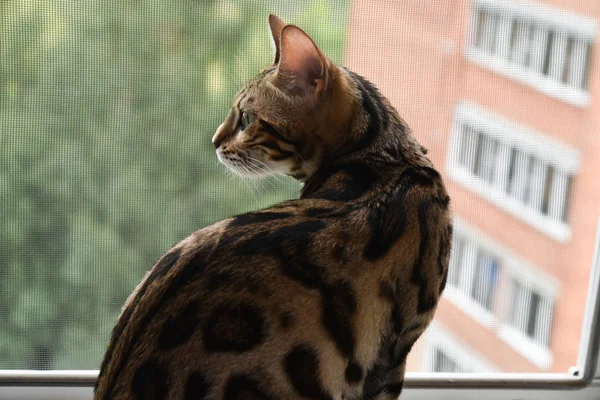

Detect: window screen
1,0,599,376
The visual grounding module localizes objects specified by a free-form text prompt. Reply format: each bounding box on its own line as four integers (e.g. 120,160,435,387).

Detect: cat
94,14,452,400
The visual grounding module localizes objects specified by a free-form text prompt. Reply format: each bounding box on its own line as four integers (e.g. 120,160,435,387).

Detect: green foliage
0,0,349,369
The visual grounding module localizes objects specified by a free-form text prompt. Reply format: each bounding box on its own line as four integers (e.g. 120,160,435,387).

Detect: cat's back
95,198,372,399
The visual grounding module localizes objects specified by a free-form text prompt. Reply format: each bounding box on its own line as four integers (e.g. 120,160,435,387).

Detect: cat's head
212,14,355,182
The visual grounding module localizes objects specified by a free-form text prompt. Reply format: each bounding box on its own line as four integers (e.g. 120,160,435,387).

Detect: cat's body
95,15,452,400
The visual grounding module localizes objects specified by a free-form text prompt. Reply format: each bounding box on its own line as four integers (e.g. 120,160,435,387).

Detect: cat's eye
240,110,255,130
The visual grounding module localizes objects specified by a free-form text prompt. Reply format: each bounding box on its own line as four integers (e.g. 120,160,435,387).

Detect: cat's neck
298,65,431,199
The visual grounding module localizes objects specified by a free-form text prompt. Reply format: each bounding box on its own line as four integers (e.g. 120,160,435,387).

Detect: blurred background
1,0,599,374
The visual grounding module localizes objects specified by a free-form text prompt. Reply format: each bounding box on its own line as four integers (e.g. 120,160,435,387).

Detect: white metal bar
493,142,511,193
483,136,497,183
521,284,533,334
511,151,529,203
5,384,600,400
466,127,479,173
462,241,478,295
530,25,549,73
470,5,482,48
495,13,512,59
477,135,487,179
513,281,524,331
576,218,600,381
482,11,496,53
548,170,568,221
513,20,530,65
549,31,568,81
528,157,546,212
0,370,97,385
454,122,466,167
516,282,528,334
478,254,492,308
0,370,594,389
568,39,587,89
536,297,553,347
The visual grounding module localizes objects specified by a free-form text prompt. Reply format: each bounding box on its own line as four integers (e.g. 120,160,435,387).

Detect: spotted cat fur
95,14,452,400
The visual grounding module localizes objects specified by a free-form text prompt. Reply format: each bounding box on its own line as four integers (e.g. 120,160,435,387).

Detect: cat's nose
213,121,228,149
212,130,223,149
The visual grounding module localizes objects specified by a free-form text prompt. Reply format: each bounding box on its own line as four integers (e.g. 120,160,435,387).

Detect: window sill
402,381,600,400
0,381,599,400
448,166,572,242
465,49,591,108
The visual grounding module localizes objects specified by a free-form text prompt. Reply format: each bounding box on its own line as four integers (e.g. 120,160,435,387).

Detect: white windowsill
466,49,591,108
448,165,572,242
1,381,600,400
498,325,553,370
443,285,497,329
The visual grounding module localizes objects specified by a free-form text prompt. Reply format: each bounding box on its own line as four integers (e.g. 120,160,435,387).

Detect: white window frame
466,0,597,107
447,101,580,242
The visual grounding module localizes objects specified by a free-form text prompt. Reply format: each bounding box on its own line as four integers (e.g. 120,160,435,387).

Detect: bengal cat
95,14,452,400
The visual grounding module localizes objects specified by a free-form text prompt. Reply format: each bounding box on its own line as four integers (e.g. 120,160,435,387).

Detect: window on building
467,0,596,106
432,346,472,373
444,220,559,368
447,230,501,314
497,270,557,369
456,124,572,224
422,322,499,374
506,279,554,348
448,102,579,242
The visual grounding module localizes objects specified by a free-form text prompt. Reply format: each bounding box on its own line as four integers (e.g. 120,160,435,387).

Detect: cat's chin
217,152,292,180
227,165,272,179
218,156,276,179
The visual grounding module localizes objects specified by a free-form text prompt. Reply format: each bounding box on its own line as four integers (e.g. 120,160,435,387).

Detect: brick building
345,0,600,373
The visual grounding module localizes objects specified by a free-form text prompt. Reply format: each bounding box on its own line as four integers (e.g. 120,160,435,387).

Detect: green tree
0,0,349,369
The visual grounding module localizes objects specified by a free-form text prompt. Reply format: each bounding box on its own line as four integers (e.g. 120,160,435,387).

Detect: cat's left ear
268,14,286,64
275,25,328,95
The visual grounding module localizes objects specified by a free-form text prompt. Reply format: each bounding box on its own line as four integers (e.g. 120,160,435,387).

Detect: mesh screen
1,0,599,373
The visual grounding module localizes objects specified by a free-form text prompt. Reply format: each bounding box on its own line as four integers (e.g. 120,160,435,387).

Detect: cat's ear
275,25,328,95
268,14,286,64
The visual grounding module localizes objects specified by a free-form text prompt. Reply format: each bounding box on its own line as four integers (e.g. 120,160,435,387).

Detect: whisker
245,157,286,185
244,159,282,188
247,160,280,191
228,163,253,192
239,164,261,197
293,149,307,165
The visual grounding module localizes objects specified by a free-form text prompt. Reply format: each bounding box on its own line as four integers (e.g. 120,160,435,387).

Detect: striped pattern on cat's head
212,14,387,183
213,14,426,184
